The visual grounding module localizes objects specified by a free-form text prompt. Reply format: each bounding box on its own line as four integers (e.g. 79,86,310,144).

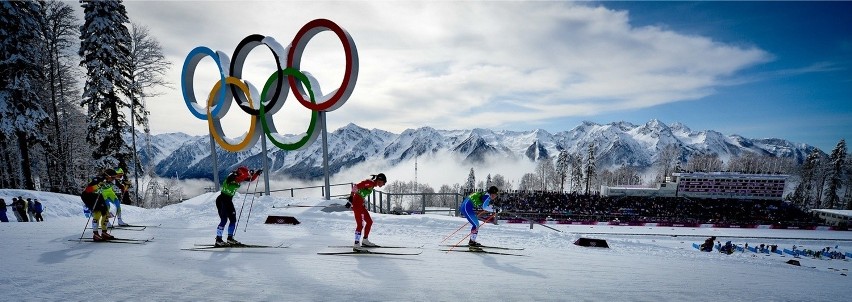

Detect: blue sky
117,1,851,152
573,1,852,152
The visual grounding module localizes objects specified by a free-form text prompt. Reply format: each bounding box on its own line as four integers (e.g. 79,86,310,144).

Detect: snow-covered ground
1,188,850,301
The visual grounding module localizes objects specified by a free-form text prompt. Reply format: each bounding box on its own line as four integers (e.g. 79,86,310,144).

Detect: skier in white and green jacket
214,166,261,246
461,186,498,250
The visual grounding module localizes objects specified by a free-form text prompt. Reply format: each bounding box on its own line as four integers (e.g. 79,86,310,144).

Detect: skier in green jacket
215,166,261,246
92,169,119,241
461,186,498,251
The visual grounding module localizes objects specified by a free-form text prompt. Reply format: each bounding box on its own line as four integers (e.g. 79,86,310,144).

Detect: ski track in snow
1,189,851,301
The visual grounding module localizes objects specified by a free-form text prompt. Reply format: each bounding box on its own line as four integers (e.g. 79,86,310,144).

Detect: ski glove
255,169,263,176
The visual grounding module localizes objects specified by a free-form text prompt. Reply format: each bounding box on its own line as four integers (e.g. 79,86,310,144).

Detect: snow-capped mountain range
135,119,818,180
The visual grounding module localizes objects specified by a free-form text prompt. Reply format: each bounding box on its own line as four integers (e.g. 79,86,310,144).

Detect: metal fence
366,191,466,216
254,184,466,215
264,183,354,199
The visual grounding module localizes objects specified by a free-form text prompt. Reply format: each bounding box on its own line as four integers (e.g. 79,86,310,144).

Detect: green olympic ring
259,68,320,151
205,68,319,152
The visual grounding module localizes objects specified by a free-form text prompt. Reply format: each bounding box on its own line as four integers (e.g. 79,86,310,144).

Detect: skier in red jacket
350,173,386,251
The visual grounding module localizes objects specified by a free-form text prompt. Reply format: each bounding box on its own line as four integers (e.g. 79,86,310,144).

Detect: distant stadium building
673,172,787,200
600,182,677,198
601,172,788,200
810,209,852,227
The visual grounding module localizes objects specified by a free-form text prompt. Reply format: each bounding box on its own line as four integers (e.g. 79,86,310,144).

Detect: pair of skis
107,223,161,231
317,244,526,256
71,236,154,244
441,244,524,250
181,242,289,251
318,244,424,256
439,244,527,256
108,225,146,231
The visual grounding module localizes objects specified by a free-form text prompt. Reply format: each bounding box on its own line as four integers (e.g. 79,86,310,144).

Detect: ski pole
79,215,92,242
440,222,469,244
112,189,129,226
440,210,492,243
234,182,254,231
446,212,496,253
110,195,121,229
243,179,262,232
235,177,261,231
79,195,100,241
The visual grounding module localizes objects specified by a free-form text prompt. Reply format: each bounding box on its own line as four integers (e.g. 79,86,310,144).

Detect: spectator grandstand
600,172,788,201
496,190,821,227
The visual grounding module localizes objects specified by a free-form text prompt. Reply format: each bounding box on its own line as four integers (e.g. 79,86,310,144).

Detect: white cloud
123,1,771,136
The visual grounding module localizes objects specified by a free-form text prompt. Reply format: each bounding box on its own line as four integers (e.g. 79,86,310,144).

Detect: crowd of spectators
1,196,45,222
495,190,820,226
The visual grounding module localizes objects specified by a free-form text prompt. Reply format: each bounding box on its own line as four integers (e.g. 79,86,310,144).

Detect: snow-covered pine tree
0,1,50,190
79,0,133,167
584,143,596,194
555,150,569,192
570,152,583,193
823,139,847,209
792,149,822,208
465,168,476,193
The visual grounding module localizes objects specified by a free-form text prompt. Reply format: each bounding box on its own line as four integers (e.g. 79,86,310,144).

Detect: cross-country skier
461,186,498,251
350,173,387,251
88,170,118,241
112,168,130,226
214,166,261,247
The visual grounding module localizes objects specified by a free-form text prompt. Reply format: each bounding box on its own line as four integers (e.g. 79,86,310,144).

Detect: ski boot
215,236,229,247
100,231,115,240
361,238,379,247
226,236,242,246
468,240,483,251
93,231,104,242
353,241,368,252
117,218,129,227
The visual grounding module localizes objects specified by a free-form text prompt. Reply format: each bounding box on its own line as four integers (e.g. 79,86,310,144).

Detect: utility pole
415,155,418,191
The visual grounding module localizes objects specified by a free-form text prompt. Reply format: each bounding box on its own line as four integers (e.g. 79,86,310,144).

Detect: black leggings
215,194,237,236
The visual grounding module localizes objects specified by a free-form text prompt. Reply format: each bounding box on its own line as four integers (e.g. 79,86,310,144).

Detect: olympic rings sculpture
181,19,358,152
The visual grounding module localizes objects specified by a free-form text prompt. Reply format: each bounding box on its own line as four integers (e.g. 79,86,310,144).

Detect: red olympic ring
288,18,358,112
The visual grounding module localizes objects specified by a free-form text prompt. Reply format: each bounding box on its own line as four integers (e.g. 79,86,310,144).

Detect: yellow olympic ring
207,77,261,152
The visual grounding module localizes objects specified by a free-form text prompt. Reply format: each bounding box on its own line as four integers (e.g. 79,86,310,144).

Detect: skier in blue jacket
460,186,498,251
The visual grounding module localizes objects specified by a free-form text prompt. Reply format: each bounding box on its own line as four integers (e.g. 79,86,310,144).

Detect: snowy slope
2,188,850,301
